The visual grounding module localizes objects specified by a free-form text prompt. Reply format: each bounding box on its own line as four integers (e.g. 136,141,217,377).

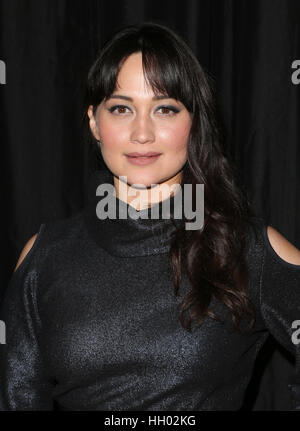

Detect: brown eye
108,105,130,114
116,107,127,114
157,105,180,115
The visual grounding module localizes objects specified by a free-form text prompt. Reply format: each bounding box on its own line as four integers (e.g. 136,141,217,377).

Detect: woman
1,21,300,411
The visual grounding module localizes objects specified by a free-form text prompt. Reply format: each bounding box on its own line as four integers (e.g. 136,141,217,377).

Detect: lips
125,152,162,157
125,153,161,166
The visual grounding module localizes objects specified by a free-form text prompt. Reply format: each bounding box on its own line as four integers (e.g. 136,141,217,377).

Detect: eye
107,104,180,116
156,105,180,115
108,105,131,115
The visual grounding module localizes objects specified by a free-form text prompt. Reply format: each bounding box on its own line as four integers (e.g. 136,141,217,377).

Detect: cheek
159,121,191,153
97,118,126,152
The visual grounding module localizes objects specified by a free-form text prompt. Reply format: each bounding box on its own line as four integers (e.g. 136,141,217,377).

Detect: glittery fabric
0,169,300,411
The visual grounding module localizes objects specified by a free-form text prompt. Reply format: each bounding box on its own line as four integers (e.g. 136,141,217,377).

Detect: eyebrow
106,94,174,102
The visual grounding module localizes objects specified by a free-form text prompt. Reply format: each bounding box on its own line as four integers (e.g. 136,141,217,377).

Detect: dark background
0,0,299,410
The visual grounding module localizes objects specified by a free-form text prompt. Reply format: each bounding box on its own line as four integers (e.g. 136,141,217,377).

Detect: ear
87,105,100,141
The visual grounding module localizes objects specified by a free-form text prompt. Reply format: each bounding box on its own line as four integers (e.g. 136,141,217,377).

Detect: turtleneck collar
83,169,185,258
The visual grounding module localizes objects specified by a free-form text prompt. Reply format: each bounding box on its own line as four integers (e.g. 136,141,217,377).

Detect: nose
130,112,155,145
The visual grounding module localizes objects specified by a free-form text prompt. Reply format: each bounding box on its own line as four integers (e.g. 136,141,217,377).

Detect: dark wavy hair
82,21,257,333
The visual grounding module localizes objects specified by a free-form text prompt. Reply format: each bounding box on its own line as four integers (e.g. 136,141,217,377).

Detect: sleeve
260,222,300,410
0,224,54,410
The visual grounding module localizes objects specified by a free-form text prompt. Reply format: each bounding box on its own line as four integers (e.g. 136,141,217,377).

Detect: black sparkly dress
1,169,300,411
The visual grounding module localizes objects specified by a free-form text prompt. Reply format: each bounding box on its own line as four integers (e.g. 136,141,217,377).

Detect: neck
113,171,183,211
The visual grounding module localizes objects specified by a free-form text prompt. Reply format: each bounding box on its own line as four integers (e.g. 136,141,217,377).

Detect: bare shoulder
267,225,300,265
14,233,38,272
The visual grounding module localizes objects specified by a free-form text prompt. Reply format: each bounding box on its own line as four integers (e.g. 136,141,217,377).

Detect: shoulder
14,233,38,272
266,225,300,266
13,208,87,274
244,216,300,267
258,225,300,360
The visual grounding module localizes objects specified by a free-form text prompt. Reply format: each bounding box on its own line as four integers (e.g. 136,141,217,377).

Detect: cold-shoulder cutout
259,222,300,409
14,234,38,272
13,224,45,274
264,225,300,268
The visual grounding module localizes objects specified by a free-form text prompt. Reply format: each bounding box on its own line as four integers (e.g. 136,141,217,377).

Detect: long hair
82,21,257,333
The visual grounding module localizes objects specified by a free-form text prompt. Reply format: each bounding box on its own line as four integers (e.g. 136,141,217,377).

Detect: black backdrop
0,0,299,410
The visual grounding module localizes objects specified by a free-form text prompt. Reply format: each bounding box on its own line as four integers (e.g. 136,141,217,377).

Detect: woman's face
88,52,192,188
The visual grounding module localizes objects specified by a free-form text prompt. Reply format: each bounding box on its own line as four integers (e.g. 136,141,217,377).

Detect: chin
119,172,162,189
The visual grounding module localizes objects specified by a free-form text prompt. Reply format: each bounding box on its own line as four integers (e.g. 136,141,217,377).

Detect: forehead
115,52,154,96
